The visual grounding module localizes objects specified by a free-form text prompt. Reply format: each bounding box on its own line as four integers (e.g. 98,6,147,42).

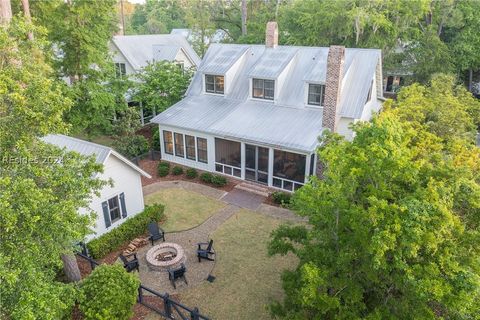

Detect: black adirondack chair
148,222,165,245
197,239,215,262
168,263,188,289
119,253,139,272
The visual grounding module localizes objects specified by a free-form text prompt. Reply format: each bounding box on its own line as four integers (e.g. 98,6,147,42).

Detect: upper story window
205,74,224,94
252,78,274,100
115,62,126,78
307,84,325,106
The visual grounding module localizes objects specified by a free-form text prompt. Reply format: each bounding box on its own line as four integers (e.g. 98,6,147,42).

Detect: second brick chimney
322,45,345,132
265,21,278,48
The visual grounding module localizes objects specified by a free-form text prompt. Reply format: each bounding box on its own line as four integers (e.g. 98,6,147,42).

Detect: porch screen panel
273,150,306,183
163,131,173,155
185,135,196,160
174,133,184,157
215,138,241,167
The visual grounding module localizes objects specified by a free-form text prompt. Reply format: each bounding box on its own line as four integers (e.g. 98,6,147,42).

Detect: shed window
205,75,224,94
108,195,121,223
252,79,274,100
308,84,325,106
163,131,173,155
197,138,208,163
185,135,196,160
174,133,184,157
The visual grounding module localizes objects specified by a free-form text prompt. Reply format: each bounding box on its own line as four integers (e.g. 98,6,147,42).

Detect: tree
0,18,105,319
268,76,480,319
79,264,140,320
128,0,186,35
134,60,194,115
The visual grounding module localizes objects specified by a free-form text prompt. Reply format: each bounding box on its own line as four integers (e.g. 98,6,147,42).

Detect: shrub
200,172,213,183
272,191,291,207
186,168,198,179
211,175,227,187
152,126,160,151
157,162,170,177
172,166,184,175
113,134,150,158
87,204,165,258
79,264,139,320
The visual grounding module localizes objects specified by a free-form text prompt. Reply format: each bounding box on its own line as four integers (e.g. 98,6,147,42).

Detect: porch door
245,144,269,184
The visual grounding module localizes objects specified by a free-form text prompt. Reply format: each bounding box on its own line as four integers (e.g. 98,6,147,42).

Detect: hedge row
87,204,165,259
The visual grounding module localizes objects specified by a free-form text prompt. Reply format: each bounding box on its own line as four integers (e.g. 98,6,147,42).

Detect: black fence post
191,307,200,320
137,286,143,303
164,293,172,318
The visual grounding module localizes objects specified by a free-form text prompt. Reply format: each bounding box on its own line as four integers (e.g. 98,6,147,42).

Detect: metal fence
76,251,209,320
130,149,161,166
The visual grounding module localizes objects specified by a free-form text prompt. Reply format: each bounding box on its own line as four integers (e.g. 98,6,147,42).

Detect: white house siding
84,154,145,240
159,125,312,192
109,42,136,76
174,49,195,69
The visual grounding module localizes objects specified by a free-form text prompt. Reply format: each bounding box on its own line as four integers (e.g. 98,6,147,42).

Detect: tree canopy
268,75,480,319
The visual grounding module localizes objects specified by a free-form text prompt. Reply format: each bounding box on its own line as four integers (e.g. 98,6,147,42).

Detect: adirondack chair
197,239,215,262
148,222,165,245
119,253,139,272
168,263,188,289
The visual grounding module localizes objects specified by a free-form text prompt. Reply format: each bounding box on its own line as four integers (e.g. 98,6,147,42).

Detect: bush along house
151,22,383,192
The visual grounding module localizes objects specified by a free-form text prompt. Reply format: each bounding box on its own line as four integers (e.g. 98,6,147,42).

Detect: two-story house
151,22,383,192
110,34,201,124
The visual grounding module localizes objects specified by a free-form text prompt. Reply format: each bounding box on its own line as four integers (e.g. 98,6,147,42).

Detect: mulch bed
139,159,240,192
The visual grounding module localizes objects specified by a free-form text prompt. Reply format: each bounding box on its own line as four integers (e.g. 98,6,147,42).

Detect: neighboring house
151,22,383,192
42,134,151,240
170,28,230,47
110,34,201,125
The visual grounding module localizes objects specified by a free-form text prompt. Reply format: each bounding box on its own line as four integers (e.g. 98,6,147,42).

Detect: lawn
178,209,298,320
144,188,226,232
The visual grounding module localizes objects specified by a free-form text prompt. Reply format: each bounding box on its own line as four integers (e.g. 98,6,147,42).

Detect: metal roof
112,34,201,70
152,44,381,152
41,134,151,177
152,45,181,62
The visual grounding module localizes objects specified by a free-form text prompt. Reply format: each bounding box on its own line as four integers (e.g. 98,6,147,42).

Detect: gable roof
111,34,201,71
152,44,381,153
41,134,151,178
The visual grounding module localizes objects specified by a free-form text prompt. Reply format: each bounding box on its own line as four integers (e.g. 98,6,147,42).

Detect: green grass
179,210,298,320
144,188,226,232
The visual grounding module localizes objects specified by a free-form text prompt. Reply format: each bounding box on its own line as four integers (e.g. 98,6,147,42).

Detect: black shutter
119,192,127,218
102,201,111,228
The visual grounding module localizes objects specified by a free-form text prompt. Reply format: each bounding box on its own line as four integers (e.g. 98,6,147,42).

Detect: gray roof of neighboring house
112,34,201,70
41,134,151,177
152,43,381,152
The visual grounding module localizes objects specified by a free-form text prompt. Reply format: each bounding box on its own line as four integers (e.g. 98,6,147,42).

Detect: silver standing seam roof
152,43,381,153
112,34,201,71
41,134,151,178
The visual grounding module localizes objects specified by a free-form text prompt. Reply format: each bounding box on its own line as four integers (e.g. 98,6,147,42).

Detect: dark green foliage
157,162,171,177
158,161,171,169
79,264,139,320
271,191,291,207
200,172,213,183
87,205,165,258
172,166,184,175
185,168,198,179
113,134,150,158
210,175,227,187
152,126,160,151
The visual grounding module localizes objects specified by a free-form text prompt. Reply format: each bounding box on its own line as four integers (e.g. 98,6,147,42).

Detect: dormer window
115,63,126,78
307,84,325,106
252,79,274,100
205,75,224,94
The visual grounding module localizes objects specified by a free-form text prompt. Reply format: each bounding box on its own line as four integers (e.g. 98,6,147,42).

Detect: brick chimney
322,45,345,132
265,21,278,48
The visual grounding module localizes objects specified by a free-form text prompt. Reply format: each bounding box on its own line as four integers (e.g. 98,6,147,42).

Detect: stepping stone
221,189,266,210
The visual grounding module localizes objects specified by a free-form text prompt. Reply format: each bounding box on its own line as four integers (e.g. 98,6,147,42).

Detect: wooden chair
119,253,139,273
168,263,188,289
148,222,165,245
197,239,215,262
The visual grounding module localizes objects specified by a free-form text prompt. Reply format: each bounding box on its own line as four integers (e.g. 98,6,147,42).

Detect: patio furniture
119,253,139,273
168,263,188,289
148,222,165,245
197,239,215,262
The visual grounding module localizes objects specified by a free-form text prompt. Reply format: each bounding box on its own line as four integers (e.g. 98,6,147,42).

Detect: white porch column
268,147,274,187
240,142,246,180
304,153,311,184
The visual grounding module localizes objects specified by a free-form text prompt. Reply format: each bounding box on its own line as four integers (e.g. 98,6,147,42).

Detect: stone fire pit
146,242,186,271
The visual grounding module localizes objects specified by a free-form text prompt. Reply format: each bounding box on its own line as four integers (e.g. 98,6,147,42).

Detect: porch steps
234,182,270,197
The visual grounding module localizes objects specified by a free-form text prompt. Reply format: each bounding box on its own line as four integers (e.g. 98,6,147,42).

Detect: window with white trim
205,74,224,94
174,133,184,157
185,135,196,160
163,131,173,155
307,84,325,106
252,78,274,100
197,137,208,163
